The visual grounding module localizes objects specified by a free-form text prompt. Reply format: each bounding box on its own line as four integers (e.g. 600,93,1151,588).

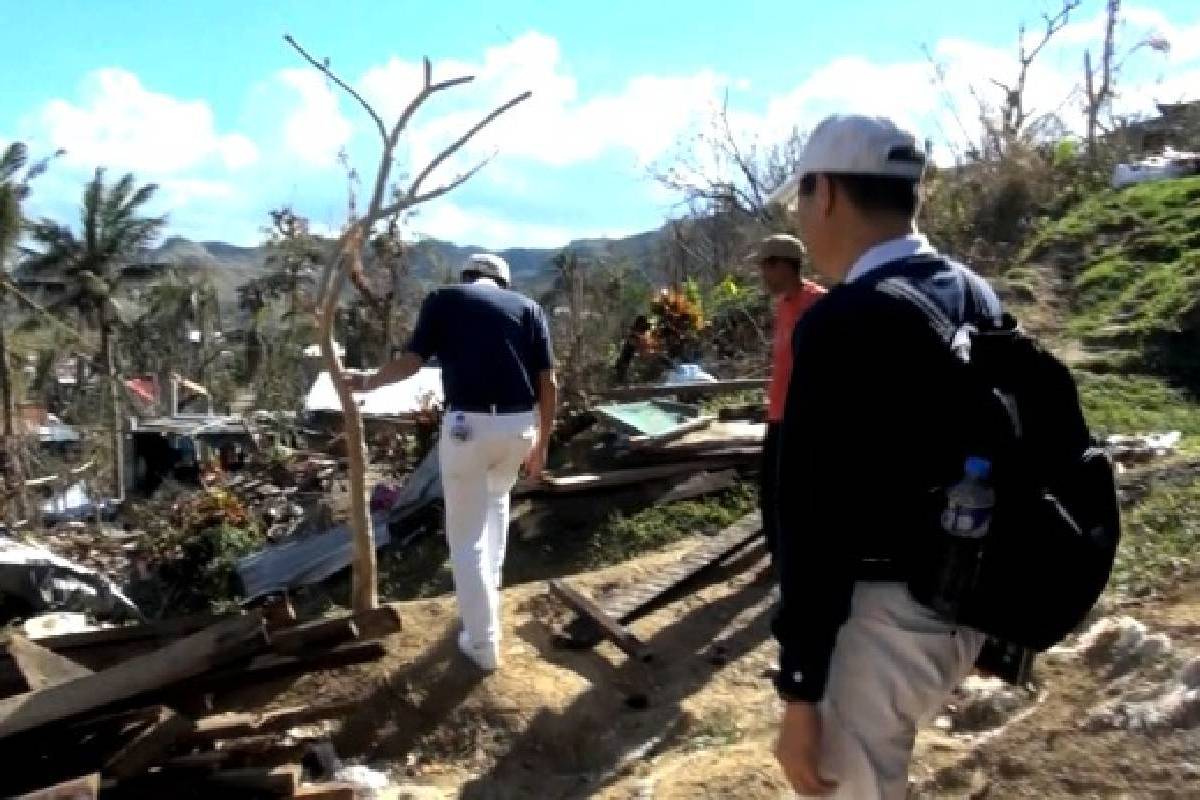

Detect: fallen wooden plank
21,613,232,653
15,773,99,799
548,579,650,662
188,701,359,743
607,512,762,624
103,706,195,779
564,512,763,648
269,619,358,655
591,378,768,402
0,612,266,740
192,640,386,695
292,783,358,799
346,603,404,639
207,764,302,795
7,635,93,690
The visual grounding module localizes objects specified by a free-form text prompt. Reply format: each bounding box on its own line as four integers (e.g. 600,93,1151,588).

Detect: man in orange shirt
755,234,826,568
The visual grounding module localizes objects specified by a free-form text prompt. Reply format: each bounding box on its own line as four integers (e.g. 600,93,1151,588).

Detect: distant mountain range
147,225,667,308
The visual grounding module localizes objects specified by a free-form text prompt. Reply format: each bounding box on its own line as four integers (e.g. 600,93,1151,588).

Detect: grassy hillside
1021,176,1200,374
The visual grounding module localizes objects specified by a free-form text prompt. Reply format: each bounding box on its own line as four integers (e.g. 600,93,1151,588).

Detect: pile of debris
2,598,402,798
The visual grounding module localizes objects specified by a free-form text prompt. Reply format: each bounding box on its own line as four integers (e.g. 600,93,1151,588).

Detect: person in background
349,253,557,672
753,234,826,571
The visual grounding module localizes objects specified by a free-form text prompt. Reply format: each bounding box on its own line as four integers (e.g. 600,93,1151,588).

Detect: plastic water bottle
930,456,995,618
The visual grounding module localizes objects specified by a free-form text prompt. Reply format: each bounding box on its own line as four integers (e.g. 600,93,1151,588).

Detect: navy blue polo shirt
406,282,554,410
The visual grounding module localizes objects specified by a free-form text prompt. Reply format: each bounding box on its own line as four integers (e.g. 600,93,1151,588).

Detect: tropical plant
24,167,166,497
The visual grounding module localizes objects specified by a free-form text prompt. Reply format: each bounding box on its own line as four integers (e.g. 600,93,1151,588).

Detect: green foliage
586,482,757,567
1076,373,1200,446
1024,176,1200,348
1112,479,1200,596
25,168,166,320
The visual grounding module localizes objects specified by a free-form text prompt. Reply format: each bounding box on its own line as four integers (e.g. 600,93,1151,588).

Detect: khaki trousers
795,583,986,800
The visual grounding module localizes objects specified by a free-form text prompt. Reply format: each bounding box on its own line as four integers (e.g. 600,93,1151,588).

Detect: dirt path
221,541,1198,799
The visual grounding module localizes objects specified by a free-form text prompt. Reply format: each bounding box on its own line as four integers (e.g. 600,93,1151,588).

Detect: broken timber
6,634,93,691
102,705,195,779
561,511,763,649
0,612,266,739
548,579,651,662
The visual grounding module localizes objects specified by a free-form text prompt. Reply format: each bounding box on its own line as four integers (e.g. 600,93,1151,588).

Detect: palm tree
25,167,166,499
0,143,34,439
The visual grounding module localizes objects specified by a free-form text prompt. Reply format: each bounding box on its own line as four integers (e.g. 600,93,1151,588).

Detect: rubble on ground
0,600,404,797
939,675,1036,732
1075,615,1174,676
1083,656,1200,732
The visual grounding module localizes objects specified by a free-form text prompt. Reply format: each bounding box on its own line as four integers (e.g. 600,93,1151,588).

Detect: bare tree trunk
101,313,124,503
319,228,376,611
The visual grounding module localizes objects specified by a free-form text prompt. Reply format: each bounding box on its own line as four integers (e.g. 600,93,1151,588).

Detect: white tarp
303,366,443,417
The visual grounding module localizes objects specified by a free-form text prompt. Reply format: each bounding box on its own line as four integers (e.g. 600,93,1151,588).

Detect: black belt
448,403,534,415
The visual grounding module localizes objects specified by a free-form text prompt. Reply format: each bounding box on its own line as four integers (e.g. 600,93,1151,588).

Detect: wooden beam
103,706,195,778
591,378,767,402
206,764,302,795
188,701,358,743
269,619,358,655
191,640,386,695
548,580,650,662
25,613,232,653
15,773,99,800
351,603,404,639
6,635,93,690
0,613,265,739
291,783,359,799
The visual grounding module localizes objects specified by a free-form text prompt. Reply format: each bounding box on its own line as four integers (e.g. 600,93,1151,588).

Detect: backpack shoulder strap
875,276,958,344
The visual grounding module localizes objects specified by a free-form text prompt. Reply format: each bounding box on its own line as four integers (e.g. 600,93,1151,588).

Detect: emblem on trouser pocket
449,412,472,442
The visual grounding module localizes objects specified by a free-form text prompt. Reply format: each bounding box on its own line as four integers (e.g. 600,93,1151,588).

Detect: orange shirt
767,280,826,422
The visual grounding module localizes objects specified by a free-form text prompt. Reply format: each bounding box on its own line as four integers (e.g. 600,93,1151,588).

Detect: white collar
845,234,936,283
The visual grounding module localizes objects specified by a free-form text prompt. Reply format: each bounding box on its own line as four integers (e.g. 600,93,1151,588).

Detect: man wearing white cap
353,252,557,671
768,115,1000,797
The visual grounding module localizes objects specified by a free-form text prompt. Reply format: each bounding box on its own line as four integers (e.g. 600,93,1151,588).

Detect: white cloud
29,68,258,173
276,69,354,168
356,32,730,183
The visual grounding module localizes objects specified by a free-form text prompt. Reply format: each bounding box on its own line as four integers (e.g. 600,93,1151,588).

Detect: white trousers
438,410,537,649
796,583,986,800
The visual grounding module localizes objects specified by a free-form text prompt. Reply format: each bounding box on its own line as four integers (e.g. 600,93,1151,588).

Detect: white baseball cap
769,114,927,207
461,253,511,287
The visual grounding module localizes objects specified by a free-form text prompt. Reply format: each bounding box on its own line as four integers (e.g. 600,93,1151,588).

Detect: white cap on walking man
461,253,512,287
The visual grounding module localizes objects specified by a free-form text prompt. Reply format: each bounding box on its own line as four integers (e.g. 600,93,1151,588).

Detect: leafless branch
400,90,532,210
364,62,475,220
383,157,492,217
284,34,387,141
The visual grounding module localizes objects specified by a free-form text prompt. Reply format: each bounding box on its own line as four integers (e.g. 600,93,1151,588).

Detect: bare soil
214,534,1199,799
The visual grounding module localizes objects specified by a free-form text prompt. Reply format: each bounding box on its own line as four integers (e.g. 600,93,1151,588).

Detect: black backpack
875,275,1121,651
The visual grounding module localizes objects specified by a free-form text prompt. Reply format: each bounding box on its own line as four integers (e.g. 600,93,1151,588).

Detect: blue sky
2,0,1197,249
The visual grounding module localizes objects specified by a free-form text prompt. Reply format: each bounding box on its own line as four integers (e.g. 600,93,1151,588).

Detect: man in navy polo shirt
353,253,557,671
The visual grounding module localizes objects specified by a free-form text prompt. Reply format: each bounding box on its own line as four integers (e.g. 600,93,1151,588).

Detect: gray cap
751,234,806,264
